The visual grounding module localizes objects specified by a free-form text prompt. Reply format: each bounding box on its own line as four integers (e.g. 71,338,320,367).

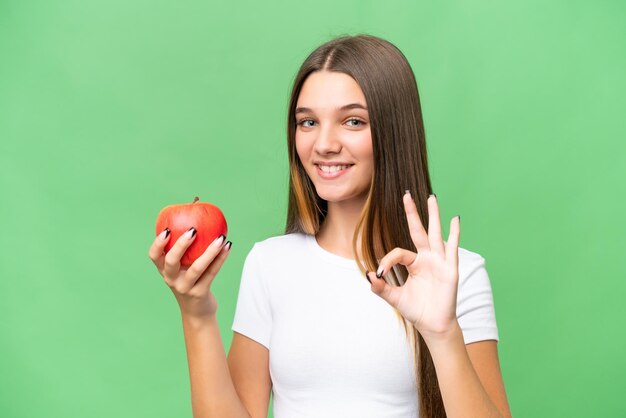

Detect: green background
1,0,624,416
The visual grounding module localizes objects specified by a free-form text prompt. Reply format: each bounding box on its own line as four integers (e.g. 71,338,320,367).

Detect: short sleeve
456,251,500,344
231,244,272,349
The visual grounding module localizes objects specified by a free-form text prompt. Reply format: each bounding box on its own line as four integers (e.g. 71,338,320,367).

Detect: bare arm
181,316,253,418
466,339,511,417
149,228,270,417
228,332,272,418
426,325,512,418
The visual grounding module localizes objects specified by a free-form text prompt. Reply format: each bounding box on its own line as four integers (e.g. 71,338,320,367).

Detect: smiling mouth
316,164,353,173
314,164,354,179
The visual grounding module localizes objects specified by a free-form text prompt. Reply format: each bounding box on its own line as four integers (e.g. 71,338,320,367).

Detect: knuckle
186,266,202,278
187,287,205,298
163,259,174,270
208,264,222,277
164,253,178,267
173,283,188,295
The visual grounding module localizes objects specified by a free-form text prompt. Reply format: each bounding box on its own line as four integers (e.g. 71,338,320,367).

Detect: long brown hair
284,34,445,418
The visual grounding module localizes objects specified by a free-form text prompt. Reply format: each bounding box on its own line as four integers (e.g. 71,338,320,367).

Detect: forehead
296,71,366,108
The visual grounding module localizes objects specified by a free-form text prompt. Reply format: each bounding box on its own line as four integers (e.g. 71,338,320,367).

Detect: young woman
148,34,512,418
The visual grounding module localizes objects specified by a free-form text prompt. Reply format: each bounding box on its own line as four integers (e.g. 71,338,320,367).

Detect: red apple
155,196,228,267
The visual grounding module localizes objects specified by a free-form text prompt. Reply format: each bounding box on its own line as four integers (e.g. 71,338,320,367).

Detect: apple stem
193,196,199,203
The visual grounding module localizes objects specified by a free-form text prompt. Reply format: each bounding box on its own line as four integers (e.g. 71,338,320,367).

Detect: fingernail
185,227,196,239
159,228,171,240
429,193,436,199
365,270,371,284
404,189,411,196
376,266,384,278
215,234,225,246
225,241,233,251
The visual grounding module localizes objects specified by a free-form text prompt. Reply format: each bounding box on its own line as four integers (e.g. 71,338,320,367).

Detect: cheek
354,133,374,177
295,133,312,161
351,131,373,160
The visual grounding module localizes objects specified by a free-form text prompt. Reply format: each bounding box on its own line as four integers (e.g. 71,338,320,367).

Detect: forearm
181,315,251,418
424,324,505,418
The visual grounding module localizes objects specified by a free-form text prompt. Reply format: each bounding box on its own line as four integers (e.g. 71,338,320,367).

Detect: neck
316,195,367,260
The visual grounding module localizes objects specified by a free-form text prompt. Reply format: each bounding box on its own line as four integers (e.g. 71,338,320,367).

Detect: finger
148,228,171,272
366,270,401,308
445,215,460,267
403,191,429,251
192,241,233,294
176,234,227,293
427,195,445,256
163,227,197,278
376,247,418,278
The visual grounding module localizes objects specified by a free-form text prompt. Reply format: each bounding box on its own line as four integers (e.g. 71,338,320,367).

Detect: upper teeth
319,165,350,173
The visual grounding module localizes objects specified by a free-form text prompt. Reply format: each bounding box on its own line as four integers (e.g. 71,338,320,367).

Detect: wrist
180,312,218,331
419,320,464,350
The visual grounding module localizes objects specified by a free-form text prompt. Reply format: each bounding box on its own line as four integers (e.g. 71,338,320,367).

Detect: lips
318,164,351,173
314,163,354,179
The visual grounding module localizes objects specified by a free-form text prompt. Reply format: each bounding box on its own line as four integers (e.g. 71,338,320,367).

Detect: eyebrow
295,103,368,114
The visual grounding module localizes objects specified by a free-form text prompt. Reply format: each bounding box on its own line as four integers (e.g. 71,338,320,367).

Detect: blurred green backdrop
1,0,625,417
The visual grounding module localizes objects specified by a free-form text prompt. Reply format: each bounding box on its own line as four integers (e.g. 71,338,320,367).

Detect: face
294,71,374,206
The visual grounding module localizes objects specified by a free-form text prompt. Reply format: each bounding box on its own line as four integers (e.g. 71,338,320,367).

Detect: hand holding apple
149,197,231,319
155,196,228,267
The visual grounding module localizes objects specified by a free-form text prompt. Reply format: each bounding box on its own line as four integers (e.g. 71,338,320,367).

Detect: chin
314,188,367,204
313,188,341,202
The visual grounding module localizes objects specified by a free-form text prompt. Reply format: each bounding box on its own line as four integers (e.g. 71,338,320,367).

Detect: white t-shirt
232,232,499,418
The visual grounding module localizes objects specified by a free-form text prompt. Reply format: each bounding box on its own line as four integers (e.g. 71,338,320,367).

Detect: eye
297,119,316,128
346,118,365,127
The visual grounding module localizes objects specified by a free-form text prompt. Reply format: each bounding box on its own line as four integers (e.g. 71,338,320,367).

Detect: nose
313,124,341,156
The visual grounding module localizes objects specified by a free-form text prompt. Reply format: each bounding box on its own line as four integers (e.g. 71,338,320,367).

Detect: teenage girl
148,34,512,418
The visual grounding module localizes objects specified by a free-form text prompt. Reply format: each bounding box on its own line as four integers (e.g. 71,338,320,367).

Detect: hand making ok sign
366,192,461,342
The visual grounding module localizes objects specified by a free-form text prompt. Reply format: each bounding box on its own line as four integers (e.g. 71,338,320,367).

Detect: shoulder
454,246,499,342
458,246,487,269
245,232,310,268
457,246,490,287
249,232,309,254
253,232,309,250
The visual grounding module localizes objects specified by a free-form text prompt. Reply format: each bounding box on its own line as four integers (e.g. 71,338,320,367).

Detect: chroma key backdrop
1,0,624,417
